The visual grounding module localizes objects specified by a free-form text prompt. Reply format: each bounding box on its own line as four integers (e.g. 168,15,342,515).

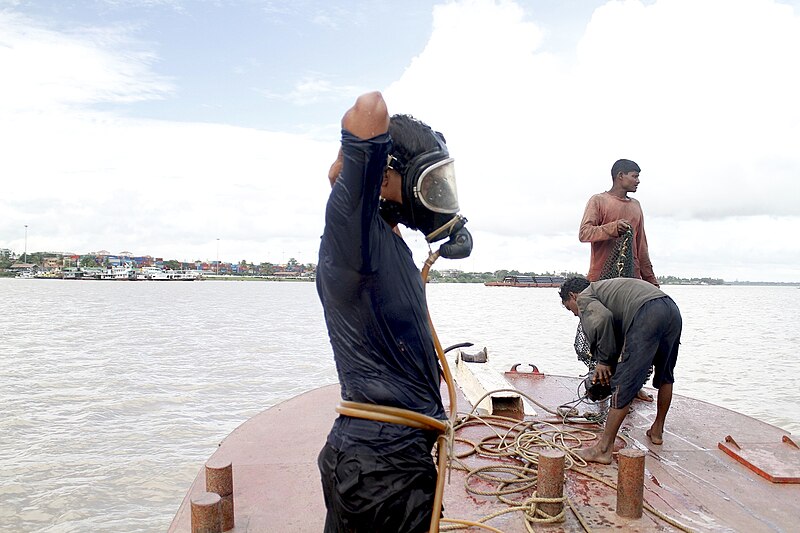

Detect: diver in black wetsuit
316,91,472,532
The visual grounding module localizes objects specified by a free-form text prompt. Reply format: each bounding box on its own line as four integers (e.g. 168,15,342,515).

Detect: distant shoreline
2,271,797,285
717,281,800,287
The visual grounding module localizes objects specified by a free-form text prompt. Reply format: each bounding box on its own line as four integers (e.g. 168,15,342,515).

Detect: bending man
316,91,472,531
559,276,682,464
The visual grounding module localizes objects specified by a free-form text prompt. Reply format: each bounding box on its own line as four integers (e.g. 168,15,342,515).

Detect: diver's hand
593,363,612,386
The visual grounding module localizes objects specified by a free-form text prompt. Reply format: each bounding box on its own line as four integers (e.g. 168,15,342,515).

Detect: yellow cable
420,248,458,533
336,401,447,432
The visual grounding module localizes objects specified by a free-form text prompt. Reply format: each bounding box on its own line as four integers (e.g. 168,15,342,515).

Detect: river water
1,278,798,532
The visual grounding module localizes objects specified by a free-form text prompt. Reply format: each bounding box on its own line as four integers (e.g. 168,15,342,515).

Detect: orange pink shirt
579,192,658,286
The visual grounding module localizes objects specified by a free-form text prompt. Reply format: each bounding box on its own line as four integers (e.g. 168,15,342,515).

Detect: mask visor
415,158,458,214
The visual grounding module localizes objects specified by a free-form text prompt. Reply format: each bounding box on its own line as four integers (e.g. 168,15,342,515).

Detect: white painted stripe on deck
453,351,537,417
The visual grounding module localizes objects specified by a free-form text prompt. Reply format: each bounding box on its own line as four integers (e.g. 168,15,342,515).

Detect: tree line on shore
429,270,728,285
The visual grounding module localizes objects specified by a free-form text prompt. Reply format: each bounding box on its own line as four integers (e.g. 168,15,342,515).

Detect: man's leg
647,297,681,445
636,367,655,401
576,402,631,464
646,382,673,445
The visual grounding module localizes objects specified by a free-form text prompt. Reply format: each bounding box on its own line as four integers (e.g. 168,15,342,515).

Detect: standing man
559,276,682,464
316,92,472,532
579,159,658,286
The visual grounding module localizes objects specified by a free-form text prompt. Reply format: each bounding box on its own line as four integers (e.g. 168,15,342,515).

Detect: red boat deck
168,373,799,532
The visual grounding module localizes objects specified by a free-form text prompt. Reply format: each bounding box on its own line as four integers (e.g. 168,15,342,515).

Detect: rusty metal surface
168,385,339,533
169,374,799,532
718,435,800,483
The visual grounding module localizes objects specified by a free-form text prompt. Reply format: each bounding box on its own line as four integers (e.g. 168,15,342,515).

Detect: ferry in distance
139,267,202,281
60,266,202,281
485,275,566,288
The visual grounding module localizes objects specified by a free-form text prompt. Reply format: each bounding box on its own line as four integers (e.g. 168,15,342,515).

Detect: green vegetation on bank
422,271,797,286
658,275,724,285
428,269,582,284
428,270,729,285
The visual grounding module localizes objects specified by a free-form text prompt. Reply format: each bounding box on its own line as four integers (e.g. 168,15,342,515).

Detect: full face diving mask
381,133,473,260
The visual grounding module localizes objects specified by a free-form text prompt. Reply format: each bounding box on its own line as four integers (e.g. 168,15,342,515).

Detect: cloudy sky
1,0,799,282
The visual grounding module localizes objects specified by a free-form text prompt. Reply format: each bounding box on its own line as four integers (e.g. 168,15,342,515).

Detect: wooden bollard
616,448,646,518
206,460,234,531
190,492,222,533
537,449,565,519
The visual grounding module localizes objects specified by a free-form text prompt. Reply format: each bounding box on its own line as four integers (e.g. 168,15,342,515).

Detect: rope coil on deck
438,406,698,533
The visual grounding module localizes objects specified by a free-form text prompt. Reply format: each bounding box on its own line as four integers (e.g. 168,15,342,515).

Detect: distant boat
139,267,202,281
100,265,137,280
484,275,565,288
61,266,201,281
80,267,105,280
62,267,102,280
61,267,81,280
138,266,163,280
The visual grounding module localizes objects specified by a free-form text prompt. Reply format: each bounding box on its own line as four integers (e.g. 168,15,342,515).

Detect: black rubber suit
316,130,445,532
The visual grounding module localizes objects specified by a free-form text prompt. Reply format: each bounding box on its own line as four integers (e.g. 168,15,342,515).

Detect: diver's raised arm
342,91,389,140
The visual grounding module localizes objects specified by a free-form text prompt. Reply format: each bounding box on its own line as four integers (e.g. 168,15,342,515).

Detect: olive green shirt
577,278,666,366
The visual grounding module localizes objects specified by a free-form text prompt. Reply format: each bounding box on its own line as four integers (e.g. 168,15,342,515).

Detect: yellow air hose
420,249,459,533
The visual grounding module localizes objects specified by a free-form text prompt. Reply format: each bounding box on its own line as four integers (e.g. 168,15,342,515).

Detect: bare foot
636,389,654,402
576,445,613,465
646,428,663,445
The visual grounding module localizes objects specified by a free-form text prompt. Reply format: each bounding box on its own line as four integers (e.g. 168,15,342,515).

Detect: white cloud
0,12,173,113
385,0,800,281
259,76,364,106
1,1,799,281
1,106,335,262
0,11,333,264
571,0,800,219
